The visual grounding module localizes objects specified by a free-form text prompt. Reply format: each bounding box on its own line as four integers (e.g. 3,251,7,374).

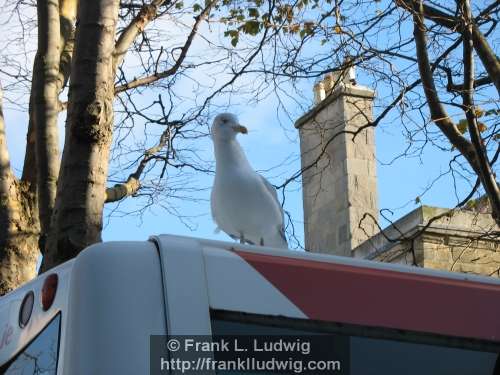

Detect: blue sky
1,1,490,251
2,57,479,250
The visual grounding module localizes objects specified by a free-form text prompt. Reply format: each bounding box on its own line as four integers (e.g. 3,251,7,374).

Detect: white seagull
210,113,288,249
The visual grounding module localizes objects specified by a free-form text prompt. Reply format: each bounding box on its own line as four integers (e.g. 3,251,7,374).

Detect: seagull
210,113,288,249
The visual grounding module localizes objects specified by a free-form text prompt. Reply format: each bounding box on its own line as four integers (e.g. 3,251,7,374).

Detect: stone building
296,70,500,277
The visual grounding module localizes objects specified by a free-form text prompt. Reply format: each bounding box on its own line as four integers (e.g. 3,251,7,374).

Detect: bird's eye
222,119,228,124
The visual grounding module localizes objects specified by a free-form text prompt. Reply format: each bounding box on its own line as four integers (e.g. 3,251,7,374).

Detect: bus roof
155,234,500,343
1,234,499,370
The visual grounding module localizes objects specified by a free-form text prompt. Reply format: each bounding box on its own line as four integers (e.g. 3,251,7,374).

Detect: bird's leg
239,232,245,244
260,238,264,246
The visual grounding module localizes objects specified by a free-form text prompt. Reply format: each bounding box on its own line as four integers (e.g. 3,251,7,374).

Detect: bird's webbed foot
239,232,246,244
234,232,256,245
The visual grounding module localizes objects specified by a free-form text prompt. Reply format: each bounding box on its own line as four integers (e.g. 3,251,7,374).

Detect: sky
98,90,474,248
1,1,491,251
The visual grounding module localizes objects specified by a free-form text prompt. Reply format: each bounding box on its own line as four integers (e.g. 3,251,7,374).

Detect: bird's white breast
212,167,282,240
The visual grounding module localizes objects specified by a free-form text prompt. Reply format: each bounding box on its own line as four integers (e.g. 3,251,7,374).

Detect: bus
0,234,499,374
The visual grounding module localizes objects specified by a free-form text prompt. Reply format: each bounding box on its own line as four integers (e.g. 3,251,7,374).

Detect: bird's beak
233,124,248,134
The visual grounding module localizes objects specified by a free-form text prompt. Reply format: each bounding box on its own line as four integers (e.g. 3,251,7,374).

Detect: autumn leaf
477,122,487,132
474,107,485,118
334,24,342,33
289,23,300,33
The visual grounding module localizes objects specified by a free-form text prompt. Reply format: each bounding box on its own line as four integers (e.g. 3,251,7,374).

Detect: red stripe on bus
236,251,500,342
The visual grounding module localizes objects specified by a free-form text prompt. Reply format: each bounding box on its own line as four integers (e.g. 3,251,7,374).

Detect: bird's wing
258,174,286,240
210,188,222,231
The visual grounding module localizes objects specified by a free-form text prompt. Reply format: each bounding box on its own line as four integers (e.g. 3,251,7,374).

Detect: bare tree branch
460,0,500,222
397,0,500,93
57,0,78,92
106,123,172,202
113,0,167,69
114,0,216,94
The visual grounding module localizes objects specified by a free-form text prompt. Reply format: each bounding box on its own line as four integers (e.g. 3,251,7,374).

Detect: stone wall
354,206,500,277
422,232,500,277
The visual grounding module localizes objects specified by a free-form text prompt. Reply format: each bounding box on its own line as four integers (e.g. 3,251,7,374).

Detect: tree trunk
33,0,61,244
0,181,40,296
0,86,40,296
41,0,120,271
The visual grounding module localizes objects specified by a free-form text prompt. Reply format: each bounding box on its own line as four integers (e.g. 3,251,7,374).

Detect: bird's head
211,113,248,141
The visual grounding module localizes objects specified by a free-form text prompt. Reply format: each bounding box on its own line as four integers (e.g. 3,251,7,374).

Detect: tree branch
113,0,167,70
460,0,500,223
471,21,500,94
114,0,216,94
412,2,474,157
398,0,500,93
448,76,492,92
58,0,78,92
105,125,171,202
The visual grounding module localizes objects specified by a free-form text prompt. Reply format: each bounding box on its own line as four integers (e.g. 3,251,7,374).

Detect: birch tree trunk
41,0,120,270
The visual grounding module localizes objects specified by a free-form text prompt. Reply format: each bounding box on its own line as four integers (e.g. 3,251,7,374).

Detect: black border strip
211,309,500,353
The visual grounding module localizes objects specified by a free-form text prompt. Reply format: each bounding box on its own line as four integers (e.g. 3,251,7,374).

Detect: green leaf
248,8,259,18
175,1,184,9
231,36,239,47
457,119,468,134
484,109,500,117
193,3,202,12
303,21,315,35
242,20,260,35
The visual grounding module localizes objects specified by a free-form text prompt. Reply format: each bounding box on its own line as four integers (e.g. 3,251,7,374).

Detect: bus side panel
63,241,166,375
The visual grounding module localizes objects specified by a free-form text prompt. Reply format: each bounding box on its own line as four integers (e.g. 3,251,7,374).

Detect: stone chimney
295,68,378,256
